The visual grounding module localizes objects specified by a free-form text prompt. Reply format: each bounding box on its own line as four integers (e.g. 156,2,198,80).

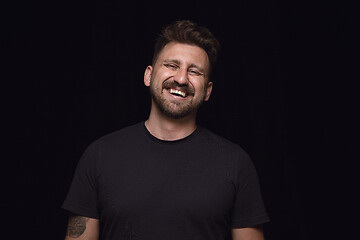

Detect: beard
149,79,206,119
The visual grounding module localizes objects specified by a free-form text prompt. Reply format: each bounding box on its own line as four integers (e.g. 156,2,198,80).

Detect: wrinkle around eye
163,63,178,70
188,70,203,76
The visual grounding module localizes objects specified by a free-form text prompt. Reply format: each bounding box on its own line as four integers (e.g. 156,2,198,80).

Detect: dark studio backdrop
3,0,358,239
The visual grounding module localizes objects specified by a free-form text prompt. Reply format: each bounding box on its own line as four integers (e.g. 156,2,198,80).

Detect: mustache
162,81,195,96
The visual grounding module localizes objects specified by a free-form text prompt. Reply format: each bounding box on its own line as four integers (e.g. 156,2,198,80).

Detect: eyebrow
163,59,205,73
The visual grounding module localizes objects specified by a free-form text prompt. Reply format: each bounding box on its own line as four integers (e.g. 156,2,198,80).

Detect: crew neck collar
142,121,199,145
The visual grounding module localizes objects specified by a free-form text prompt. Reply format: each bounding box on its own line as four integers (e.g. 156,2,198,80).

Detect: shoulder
197,127,257,180
97,121,144,143
197,127,251,161
199,127,253,169
77,122,146,170
86,122,145,151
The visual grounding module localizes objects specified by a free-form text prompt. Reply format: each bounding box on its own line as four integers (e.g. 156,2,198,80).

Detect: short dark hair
152,20,220,73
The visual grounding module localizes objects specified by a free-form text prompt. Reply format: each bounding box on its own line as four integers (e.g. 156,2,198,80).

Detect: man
62,20,269,240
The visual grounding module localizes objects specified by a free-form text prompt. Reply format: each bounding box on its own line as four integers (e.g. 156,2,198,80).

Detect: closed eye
188,69,203,76
164,63,178,70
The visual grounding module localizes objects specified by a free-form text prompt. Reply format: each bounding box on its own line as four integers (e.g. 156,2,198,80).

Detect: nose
174,68,189,85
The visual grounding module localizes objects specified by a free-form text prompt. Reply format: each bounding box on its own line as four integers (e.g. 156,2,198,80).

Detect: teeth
169,89,186,97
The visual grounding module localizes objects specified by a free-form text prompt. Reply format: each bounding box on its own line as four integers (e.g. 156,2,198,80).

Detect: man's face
144,42,213,119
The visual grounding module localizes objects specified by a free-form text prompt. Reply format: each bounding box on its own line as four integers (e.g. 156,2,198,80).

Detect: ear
204,81,213,101
144,65,153,87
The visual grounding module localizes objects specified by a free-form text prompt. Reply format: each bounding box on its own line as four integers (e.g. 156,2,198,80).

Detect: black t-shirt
62,122,269,240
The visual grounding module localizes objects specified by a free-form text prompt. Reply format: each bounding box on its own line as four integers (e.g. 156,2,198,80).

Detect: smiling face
144,42,213,119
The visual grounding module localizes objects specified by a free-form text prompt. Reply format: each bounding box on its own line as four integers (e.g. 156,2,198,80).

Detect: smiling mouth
168,88,187,98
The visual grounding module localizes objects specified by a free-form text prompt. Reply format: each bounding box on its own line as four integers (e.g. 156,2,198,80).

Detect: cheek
161,70,174,80
192,84,206,98
194,81,208,92
152,71,171,85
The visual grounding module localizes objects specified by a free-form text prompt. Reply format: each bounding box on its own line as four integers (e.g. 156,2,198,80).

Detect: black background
3,0,358,239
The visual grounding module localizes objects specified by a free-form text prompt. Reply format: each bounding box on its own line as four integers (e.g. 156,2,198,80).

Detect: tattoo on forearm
66,215,90,238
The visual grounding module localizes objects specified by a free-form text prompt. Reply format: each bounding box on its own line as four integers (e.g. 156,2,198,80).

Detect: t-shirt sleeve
62,142,100,219
231,149,270,228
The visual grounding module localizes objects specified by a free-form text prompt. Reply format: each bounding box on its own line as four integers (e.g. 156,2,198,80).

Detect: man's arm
231,225,264,240
65,214,99,240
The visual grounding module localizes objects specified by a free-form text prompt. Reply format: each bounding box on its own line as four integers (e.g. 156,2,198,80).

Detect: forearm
231,225,264,240
65,215,99,240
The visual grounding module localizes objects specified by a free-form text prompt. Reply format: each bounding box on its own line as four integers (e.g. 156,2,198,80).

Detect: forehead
156,42,209,69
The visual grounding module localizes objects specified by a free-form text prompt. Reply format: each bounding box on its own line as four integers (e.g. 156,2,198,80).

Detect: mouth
162,81,195,99
168,88,187,98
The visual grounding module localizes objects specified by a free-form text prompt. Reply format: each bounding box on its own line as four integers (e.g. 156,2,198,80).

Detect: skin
232,225,265,240
65,215,99,240
144,42,212,141
64,41,265,240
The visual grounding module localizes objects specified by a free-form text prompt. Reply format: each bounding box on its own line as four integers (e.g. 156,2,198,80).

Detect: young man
62,20,269,240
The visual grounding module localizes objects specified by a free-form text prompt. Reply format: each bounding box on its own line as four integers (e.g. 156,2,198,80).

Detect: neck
145,105,197,141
